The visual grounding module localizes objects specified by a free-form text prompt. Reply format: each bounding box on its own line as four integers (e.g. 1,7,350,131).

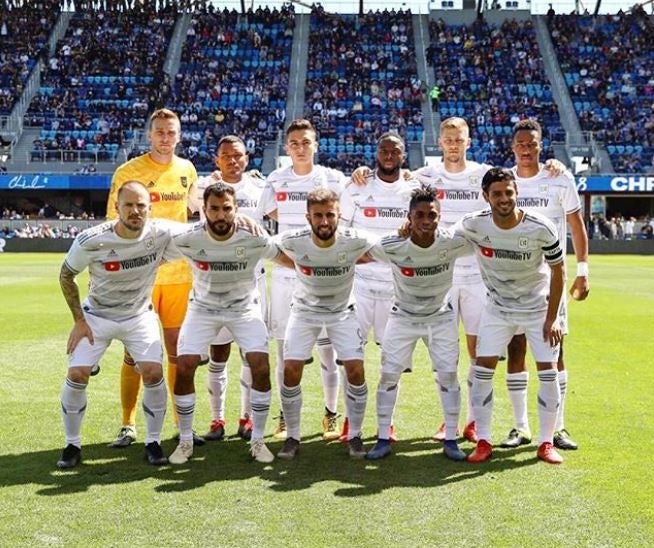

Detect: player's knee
247,353,270,382
507,334,527,371
435,370,459,391
139,362,163,384
210,343,231,362
176,355,200,377
67,367,90,384
344,362,365,385
283,360,304,386
123,350,136,367
379,371,400,390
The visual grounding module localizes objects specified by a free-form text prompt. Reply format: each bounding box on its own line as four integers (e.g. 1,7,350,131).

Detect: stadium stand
548,10,654,173
304,6,424,173
427,17,560,167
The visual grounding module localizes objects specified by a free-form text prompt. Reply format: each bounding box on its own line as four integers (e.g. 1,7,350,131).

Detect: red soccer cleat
388,424,398,443
432,422,446,442
537,442,564,464
338,417,349,443
463,421,478,443
467,439,493,463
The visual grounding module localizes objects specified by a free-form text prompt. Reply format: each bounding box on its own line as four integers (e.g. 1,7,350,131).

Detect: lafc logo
181,177,188,188
235,246,245,259
337,252,347,264
518,237,529,249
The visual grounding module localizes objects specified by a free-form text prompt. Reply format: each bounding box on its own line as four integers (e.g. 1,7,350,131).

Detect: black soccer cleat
57,444,81,469
144,441,168,466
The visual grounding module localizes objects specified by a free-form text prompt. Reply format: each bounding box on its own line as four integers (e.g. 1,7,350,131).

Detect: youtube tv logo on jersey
149,192,161,202
104,261,120,271
276,192,288,202
363,208,377,217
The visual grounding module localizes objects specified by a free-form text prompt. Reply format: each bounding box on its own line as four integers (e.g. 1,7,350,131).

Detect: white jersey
368,229,472,319
340,171,420,297
189,173,266,222
512,166,581,255
276,227,377,316
259,165,347,233
414,161,491,284
456,209,563,315
64,220,178,321
172,222,279,313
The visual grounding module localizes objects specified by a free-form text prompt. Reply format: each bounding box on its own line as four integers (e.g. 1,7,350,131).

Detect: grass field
0,253,653,546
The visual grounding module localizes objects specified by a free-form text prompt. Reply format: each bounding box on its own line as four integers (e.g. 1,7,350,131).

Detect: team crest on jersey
539,184,548,194
144,238,155,250
147,181,156,188
337,252,347,264
439,249,448,260
235,246,246,259
181,177,188,188
518,237,529,249
313,178,322,188
469,177,480,187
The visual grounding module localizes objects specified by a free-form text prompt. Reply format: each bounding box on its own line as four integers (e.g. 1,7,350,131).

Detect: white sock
275,340,285,405
239,356,252,419
506,371,530,432
317,338,339,414
537,370,560,444
471,365,495,443
174,392,195,442
345,382,368,440
280,383,302,441
376,375,399,440
555,369,568,431
340,362,349,420
435,371,461,441
142,378,167,444
466,359,475,424
250,388,271,441
207,360,227,421
60,377,87,448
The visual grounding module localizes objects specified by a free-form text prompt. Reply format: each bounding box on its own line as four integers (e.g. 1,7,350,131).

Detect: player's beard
120,215,145,234
312,223,337,241
207,219,233,237
376,161,400,179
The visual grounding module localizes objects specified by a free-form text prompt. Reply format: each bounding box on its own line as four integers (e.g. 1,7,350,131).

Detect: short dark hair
306,188,338,211
512,119,542,139
481,167,516,193
377,132,404,150
217,135,246,149
203,182,236,206
117,180,148,199
409,186,439,212
286,119,316,138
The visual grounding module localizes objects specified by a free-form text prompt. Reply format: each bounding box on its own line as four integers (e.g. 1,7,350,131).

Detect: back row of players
55,110,589,468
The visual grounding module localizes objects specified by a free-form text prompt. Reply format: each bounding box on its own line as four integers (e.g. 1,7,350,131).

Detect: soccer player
275,189,377,460
168,183,290,464
188,135,267,442
365,187,472,462
457,168,565,465
105,108,199,448
57,182,176,469
501,119,589,451
339,132,419,441
258,119,348,441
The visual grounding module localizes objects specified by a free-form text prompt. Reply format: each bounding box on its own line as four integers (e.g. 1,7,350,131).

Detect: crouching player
168,183,291,464
57,182,176,468
457,168,565,464
365,187,472,461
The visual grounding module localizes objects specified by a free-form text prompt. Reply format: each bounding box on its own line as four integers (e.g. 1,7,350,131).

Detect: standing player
365,187,472,462
458,168,565,465
339,132,419,441
168,183,289,464
501,119,589,451
188,135,267,442
275,189,377,460
105,108,199,448
57,182,176,468
258,119,348,441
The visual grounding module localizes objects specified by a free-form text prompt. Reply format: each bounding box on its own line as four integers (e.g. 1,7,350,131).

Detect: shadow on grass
0,434,540,498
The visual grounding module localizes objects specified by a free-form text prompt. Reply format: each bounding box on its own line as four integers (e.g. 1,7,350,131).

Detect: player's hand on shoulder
67,318,94,355
402,168,413,181
236,213,265,236
247,169,264,180
544,159,566,177
350,166,372,186
397,219,411,238
210,170,223,182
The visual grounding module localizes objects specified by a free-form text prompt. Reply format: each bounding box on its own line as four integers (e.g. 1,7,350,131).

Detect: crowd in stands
0,1,63,115
548,9,654,173
304,6,424,173
0,222,82,239
428,18,560,167
170,5,293,171
589,214,654,240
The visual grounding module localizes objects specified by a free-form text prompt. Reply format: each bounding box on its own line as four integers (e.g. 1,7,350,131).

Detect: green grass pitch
0,253,652,546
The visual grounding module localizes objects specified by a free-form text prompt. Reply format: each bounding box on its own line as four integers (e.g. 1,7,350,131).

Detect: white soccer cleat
250,438,274,463
169,440,193,464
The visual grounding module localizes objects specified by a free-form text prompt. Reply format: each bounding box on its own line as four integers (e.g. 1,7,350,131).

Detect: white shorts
381,312,459,375
558,293,569,335
448,281,486,336
269,265,295,339
68,309,163,367
178,306,269,356
353,284,393,345
476,307,560,364
283,308,364,362
212,275,269,345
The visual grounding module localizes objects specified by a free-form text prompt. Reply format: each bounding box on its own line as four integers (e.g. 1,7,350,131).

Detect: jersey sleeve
561,171,582,214
188,176,208,215
541,220,564,265
412,165,435,186
367,241,389,263
261,233,282,261
339,188,356,226
63,236,91,274
258,180,278,217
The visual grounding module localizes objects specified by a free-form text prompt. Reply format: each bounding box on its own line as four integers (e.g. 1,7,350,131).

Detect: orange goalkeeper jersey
107,153,197,285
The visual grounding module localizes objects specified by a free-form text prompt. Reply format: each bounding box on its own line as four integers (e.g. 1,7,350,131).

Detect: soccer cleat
553,429,578,450
443,440,467,461
174,430,206,446
109,425,136,448
57,444,81,469
204,419,226,441
250,438,274,463
322,411,340,441
237,416,254,441
338,417,350,443
277,437,300,460
537,442,564,464
467,440,493,463
169,440,193,464
365,439,392,460
273,413,287,441
432,422,447,442
90,364,100,376
388,424,398,443
500,428,532,448
463,421,478,443
348,436,367,459
144,441,168,466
